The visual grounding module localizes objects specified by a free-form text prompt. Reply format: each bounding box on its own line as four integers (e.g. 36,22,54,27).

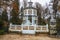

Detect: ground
0,34,60,40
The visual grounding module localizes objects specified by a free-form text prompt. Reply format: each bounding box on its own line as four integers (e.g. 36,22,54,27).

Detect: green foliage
0,10,8,35
11,9,18,16
35,3,46,25
0,17,3,28
0,27,8,35
38,17,46,25
15,0,19,6
56,18,60,31
10,17,22,25
0,18,5,35
2,10,8,21
0,30,5,35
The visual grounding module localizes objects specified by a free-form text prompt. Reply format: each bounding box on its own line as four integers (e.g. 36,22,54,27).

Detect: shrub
0,30,5,35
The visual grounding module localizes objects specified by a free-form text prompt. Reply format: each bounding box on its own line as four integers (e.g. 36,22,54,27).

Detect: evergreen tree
0,15,5,34
12,0,19,13
10,0,22,25
35,2,46,25
1,10,9,32
10,9,22,25
56,17,60,34
0,10,8,34
0,15,3,29
2,10,8,22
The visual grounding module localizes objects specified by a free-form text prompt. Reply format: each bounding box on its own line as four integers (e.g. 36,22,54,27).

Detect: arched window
24,10,27,14
28,9,32,14
50,22,56,25
34,10,37,15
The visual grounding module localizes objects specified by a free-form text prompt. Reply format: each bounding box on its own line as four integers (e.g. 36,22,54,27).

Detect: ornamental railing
9,23,49,32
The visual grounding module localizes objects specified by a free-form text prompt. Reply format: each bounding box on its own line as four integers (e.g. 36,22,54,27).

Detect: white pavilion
9,0,49,34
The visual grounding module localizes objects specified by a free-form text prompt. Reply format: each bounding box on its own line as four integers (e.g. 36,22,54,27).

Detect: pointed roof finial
28,0,33,7
30,0,31,2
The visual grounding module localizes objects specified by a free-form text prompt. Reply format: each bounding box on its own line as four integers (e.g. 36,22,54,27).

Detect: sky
20,0,51,6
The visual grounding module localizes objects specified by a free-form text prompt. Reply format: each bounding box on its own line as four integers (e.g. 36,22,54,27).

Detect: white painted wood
9,24,49,34
22,30,35,34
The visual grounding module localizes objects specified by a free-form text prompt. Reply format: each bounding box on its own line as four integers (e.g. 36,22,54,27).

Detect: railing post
15,25,16,30
41,26,42,32
34,25,36,31
28,25,29,30
9,24,11,30
10,23,12,29
22,24,23,31
46,24,48,32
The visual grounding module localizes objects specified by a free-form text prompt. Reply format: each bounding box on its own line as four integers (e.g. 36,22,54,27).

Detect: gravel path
0,34,60,40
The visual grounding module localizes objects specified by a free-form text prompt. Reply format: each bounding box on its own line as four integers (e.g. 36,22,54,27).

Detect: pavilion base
9,24,49,34
22,30,35,34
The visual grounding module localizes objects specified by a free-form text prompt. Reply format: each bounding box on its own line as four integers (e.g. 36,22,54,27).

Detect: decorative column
32,9,33,25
